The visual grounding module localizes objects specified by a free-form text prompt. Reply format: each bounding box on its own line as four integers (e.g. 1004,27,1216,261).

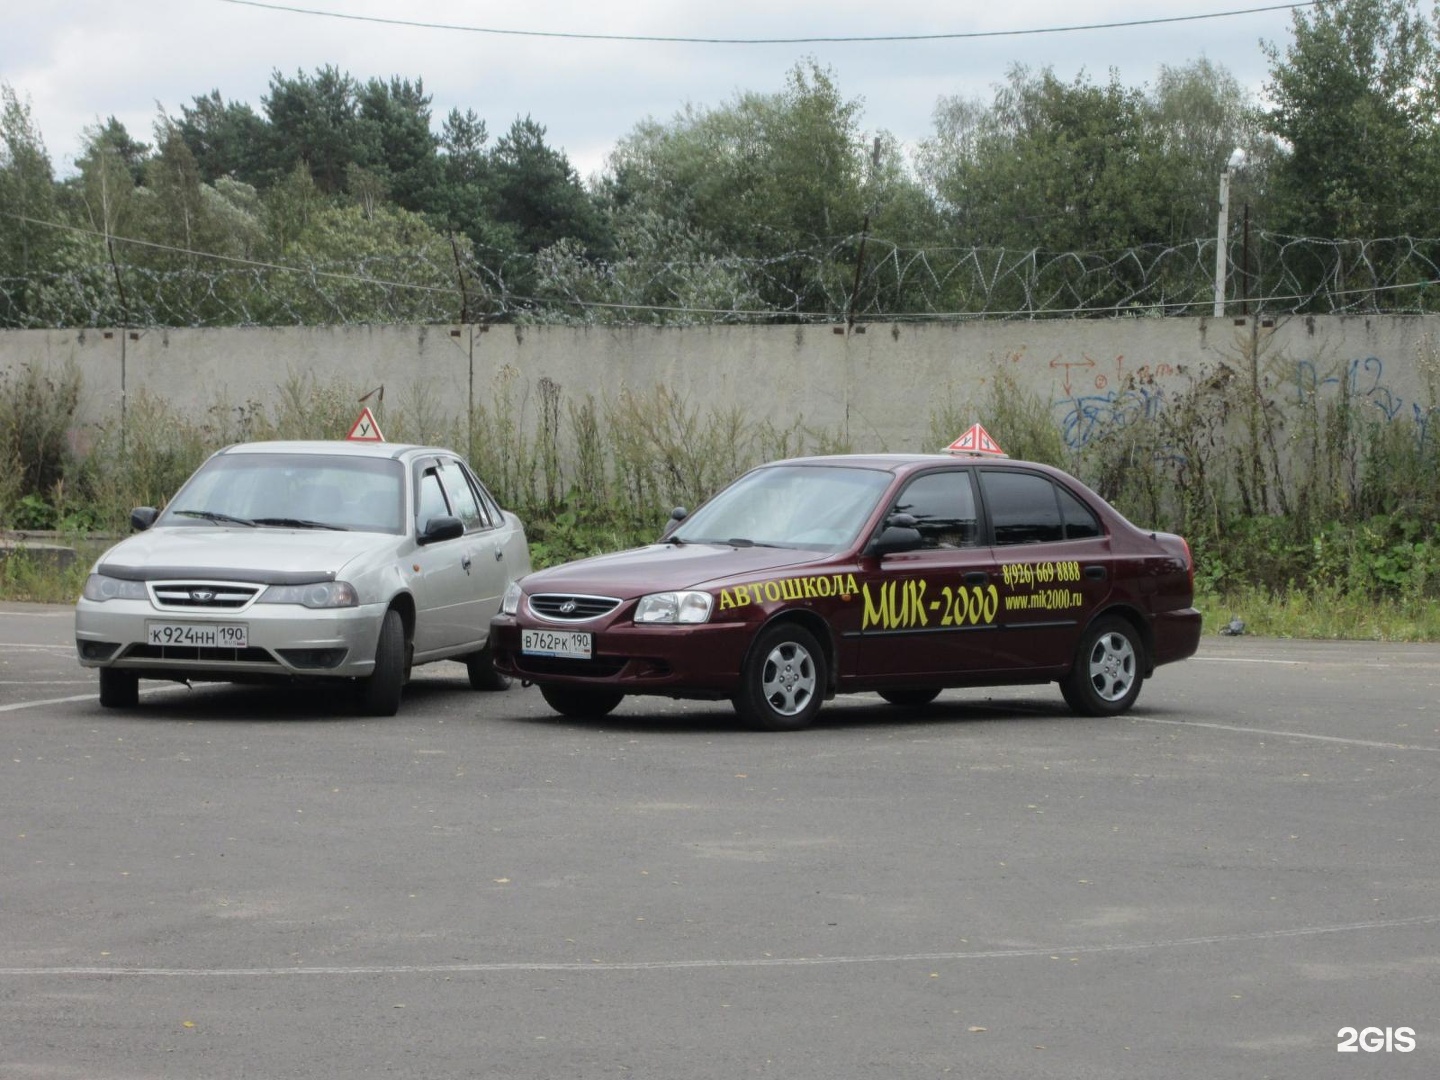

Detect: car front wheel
465,642,511,691
99,668,139,708
539,684,623,718
1061,616,1145,716
357,609,406,716
733,622,827,732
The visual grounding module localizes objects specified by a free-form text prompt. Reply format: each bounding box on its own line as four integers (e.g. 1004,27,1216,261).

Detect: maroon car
489,453,1201,730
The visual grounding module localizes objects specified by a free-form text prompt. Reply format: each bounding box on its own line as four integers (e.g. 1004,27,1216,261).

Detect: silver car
74,440,531,715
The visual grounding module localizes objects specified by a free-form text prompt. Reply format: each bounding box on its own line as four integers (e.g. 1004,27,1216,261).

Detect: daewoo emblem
191,589,216,603
559,600,578,614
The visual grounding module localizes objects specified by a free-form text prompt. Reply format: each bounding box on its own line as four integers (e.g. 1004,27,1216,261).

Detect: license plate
522,628,592,659
146,621,249,648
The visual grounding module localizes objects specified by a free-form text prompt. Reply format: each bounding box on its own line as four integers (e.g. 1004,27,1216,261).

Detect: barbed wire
3,224,1439,329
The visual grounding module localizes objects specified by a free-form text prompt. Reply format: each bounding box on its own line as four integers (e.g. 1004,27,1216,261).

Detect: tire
99,668,139,708
732,622,827,732
465,642,511,691
1061,616,1145,716
877,688,941,708
539,684,624,718
357,609,406,716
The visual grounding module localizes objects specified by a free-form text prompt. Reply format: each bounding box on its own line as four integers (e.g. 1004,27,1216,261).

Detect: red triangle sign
346,406,385,442
945,423,1004,456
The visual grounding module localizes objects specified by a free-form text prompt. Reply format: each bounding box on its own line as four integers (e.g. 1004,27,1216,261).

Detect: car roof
213,440,455,461
759,452,1073,479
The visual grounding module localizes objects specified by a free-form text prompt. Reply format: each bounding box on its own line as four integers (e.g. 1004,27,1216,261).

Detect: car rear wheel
1061,616,1144,716
357,609,405,716
539,684,624,718
877,688,941,707
99,668,139,708
733,622,827,732
465,642,511,691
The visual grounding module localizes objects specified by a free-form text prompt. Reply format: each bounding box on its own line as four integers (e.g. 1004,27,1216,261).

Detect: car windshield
158,453,406,534
672,464,892,552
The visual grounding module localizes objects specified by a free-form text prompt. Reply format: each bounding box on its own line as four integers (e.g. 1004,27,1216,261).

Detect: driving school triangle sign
945,423,1004,456
346,406,385,442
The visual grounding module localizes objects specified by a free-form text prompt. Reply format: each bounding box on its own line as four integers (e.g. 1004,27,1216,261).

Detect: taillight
1182,537,1195,593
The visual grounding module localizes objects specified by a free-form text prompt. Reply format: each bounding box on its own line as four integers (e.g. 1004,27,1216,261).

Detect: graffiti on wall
1044,353,1178,450
1031,349,1436,451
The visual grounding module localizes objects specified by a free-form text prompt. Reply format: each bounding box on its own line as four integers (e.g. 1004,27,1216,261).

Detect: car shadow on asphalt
501,690,1187,735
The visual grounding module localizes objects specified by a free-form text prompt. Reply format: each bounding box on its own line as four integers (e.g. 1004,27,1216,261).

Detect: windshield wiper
662,534,687,545
173,509,256,527
251,517,349,531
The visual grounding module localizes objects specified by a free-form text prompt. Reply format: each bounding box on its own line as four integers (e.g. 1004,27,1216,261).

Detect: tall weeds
3,347,1439,591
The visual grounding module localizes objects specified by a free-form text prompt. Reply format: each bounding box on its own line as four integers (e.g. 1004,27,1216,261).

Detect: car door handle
963,571,989,586
1084,565,1107,581
494,548,504,561
461,553,472,571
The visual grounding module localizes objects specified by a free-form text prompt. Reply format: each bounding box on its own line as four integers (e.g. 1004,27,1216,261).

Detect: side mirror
866,513,922,557
417,514,464,546
660,506,688,539
130,507,159,532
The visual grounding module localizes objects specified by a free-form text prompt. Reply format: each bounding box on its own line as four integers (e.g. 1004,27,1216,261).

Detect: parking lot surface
2,602,1437,1079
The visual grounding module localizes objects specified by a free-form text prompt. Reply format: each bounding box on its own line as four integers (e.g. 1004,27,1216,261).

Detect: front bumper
75,598,387,682
489,615,755,696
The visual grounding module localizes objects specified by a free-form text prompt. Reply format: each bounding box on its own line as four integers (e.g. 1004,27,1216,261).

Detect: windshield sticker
716,573,860,610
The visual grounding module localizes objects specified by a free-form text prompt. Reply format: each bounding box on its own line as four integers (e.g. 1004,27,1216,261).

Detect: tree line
2,0,1438,327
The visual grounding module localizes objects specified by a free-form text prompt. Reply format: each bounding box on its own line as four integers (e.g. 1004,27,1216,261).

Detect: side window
416,469,450,532
891,471,979,549
474,480,505,527
1057,485,1103,540
980,471,1063,546
438,459,487,531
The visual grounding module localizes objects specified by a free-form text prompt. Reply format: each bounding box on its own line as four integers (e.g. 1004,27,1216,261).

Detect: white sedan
74,440,530,715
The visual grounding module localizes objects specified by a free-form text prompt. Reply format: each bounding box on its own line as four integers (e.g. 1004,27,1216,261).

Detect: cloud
3,0,1296,177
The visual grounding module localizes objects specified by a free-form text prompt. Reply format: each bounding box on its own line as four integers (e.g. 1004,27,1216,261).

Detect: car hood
522,543,828,597
94,526,399,581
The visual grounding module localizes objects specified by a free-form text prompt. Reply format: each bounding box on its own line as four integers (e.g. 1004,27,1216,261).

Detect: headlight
81,574,148,602
500,580,523,616
257,581,358,608
634,590,713,625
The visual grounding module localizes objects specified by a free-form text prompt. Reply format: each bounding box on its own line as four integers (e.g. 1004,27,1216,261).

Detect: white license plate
522,628,592,659
146,621,249,648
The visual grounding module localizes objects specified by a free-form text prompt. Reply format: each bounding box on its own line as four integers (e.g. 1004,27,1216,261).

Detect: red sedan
490,453,1201,730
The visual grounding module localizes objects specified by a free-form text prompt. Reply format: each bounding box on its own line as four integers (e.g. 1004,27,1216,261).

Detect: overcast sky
3,1,1308,180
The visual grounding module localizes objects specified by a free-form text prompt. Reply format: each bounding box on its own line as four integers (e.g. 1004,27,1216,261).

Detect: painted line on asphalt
2,914,1436,978
0,680,92,686
1193,656,1306,665
1131,715,1440,752
0,693,101,713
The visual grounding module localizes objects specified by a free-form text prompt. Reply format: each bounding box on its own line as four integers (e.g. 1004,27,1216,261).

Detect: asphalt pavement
1,603,1436,1079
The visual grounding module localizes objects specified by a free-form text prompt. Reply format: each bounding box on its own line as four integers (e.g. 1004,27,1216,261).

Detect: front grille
125,644,277,664
528,594,621,621
150,581,261,611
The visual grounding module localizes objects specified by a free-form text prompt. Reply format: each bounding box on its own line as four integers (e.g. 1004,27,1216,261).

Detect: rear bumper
1151,607,1202,667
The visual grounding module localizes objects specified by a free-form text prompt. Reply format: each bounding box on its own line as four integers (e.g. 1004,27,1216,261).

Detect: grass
1197,585,1440,643
4,359,1440,641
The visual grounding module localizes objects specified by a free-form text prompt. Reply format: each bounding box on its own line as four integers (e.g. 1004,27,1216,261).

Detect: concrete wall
3,315,1438,454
